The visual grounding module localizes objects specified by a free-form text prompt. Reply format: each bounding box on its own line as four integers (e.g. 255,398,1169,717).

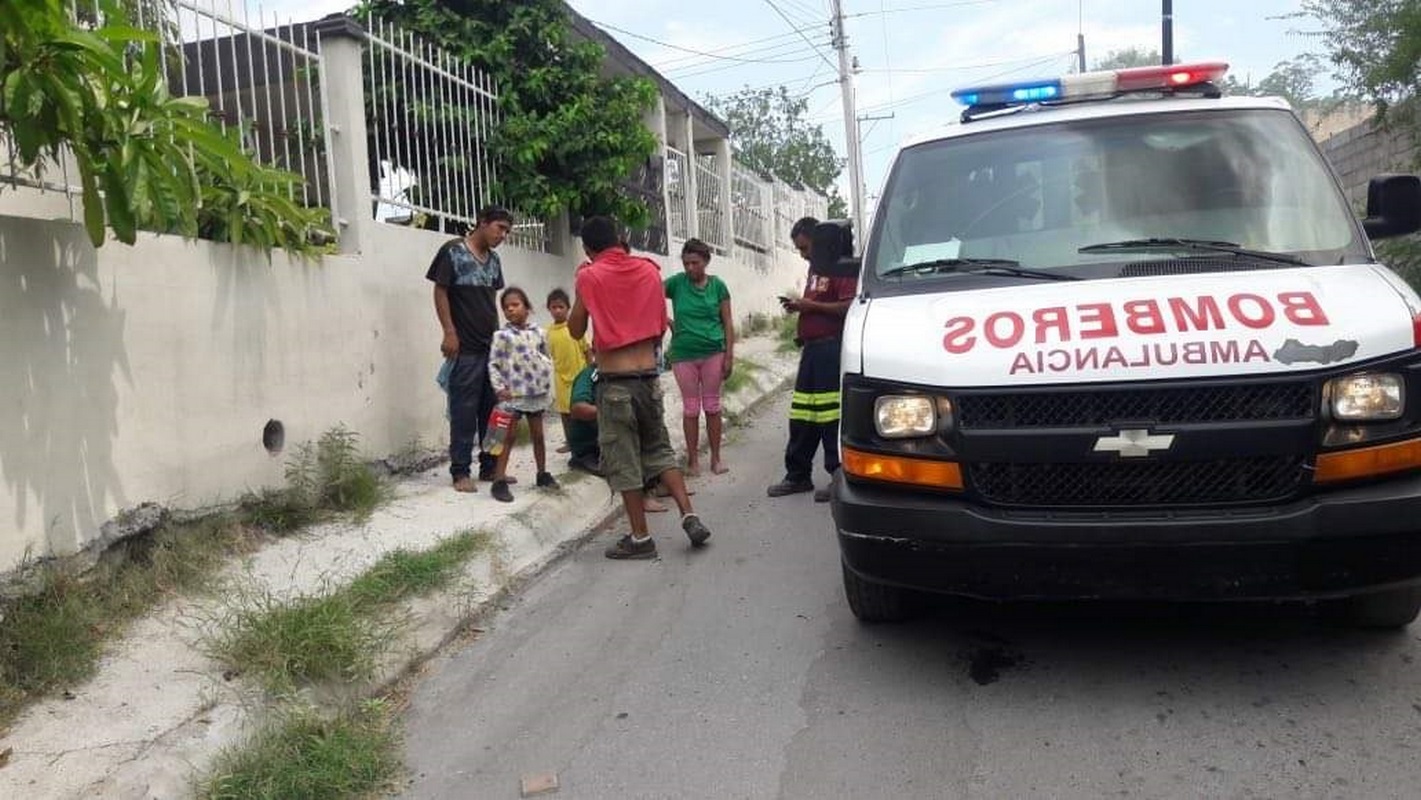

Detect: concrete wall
1320,116,1419,209
0,207,808,573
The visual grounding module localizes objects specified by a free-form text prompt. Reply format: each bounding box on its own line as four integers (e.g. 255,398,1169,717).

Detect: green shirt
566,365,599,459
664,273,730,363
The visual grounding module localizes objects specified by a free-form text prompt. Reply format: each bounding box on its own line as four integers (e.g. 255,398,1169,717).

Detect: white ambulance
832,62,1421,627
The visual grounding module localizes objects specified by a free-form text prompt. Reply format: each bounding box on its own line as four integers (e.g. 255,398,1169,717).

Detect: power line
846,0,998,18
652,30,812,70
670,52,826,81
761,0,839,72
827,51,1075,120
590,18,826,66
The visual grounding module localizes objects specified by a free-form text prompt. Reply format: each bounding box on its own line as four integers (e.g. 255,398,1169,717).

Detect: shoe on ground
536,471,559,489
480,468,516,485
814,487,831,503
681,514,711,547
766,479,814,498
491,480,514,503
605,535,657,560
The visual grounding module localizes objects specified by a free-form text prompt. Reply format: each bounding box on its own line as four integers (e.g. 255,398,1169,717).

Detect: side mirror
1362,174,1421,240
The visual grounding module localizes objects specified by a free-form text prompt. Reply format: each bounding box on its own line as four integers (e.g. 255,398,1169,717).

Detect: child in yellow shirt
545,288,590,454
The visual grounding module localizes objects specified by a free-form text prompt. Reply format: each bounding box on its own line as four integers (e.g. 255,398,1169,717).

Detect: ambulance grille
956,382,1316,429
970,456,1306,507
1118,258,1266,277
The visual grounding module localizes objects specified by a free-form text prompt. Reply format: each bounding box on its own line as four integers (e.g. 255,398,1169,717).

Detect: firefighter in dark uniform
768,219,859,503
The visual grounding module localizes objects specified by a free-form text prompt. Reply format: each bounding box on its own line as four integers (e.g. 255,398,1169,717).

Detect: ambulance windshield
867,109,1367,280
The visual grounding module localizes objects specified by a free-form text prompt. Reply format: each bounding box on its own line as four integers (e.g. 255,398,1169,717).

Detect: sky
264,0,1325,211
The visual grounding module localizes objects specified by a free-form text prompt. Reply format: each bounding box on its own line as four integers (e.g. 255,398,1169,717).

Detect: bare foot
644,496,669,513
686,462,701,478
453,477,478,493
710,461,729,475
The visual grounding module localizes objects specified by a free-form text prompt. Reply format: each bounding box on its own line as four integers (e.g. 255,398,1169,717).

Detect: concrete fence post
314,14,372,256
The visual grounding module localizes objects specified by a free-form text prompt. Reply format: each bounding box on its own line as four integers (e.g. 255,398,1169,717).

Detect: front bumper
832,472,1421,601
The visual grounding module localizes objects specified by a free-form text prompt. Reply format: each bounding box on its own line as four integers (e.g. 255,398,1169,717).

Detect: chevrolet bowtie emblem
1093,429,1175,458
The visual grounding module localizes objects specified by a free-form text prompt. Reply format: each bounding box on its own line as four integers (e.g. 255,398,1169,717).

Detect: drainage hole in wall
262,420,285,455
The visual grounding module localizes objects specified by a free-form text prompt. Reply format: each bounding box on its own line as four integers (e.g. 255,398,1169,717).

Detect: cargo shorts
595,373,680,493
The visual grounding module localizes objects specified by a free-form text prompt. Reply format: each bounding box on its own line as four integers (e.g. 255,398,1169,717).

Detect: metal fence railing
167,0,335,215
731,164,772,253
666,147,690,240
694,154,726,252
363,16,552,253
3,1,336,226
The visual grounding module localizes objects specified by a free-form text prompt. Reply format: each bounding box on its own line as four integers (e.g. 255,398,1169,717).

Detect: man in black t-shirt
428,206,512,492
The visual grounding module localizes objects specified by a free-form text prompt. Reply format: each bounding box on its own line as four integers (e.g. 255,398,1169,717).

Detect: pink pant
671,353,725,417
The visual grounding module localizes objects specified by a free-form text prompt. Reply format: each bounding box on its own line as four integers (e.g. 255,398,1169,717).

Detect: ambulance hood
853,264,1421,388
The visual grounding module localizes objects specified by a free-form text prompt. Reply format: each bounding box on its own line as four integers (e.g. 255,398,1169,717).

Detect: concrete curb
0,335,797,799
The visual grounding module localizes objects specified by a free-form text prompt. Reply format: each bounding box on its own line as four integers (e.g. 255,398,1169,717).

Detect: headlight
874,395,937,438
1328,373,1404,421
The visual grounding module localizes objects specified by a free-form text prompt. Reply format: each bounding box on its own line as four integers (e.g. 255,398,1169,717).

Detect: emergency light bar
950,62,1230,108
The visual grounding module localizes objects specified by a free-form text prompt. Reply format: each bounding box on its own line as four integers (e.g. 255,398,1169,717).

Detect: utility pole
830,0,865,241
857,112,893,217
1076,33,1086,73
1161,0,1174,65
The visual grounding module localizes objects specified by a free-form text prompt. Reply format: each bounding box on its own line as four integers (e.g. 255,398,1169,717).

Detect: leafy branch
0,0,331,253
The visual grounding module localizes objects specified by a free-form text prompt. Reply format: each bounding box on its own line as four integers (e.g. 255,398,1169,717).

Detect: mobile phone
777,294,792,304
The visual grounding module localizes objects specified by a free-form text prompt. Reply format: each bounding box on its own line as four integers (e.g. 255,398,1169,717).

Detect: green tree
0,0,329,252
704,85,844,218
356,0,659,226
1092,47,1166,70
1303,0,1421,285
1302,0,1421,121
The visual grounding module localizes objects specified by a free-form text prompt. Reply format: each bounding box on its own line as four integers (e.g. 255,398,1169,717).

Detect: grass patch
209,531,493,692
0,514,250,728
723,357,765,395
776,312,799,353
345,532,492,608
240,425,392,534
209,591,382,691
199,700,400,800
0,425,395,726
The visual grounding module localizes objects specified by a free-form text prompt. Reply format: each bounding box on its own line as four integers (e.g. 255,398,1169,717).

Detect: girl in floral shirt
487,287,558,502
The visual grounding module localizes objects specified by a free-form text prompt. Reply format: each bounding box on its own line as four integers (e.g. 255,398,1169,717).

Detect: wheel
842,562,914,622
1336,586,1421,629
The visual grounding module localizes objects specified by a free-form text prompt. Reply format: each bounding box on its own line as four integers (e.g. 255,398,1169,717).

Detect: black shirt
426,238,505,355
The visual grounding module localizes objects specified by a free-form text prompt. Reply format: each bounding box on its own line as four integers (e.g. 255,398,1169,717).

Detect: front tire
1336,586,1421,629
842,563,914,622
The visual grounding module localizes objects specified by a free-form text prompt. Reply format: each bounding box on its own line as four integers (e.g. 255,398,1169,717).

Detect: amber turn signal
842,447,964,490
1313,438,1421,484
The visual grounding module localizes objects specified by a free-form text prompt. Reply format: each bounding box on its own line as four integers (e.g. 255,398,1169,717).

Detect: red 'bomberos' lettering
984,312,1025,348
1169,296,1226,332
942,290,1333,353
1123,299,1166,335
1077,303,1119,339
942,317,976,354
1278,291,1330,325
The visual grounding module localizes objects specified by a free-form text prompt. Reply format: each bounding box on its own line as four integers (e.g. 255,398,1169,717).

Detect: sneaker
681,514,711,547
536,471,559,490
767,479,814,498
491,480,514,503
605,535,657,560
814,487,831,503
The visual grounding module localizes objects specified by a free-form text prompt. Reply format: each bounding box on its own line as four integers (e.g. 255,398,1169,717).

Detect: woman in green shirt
665,238,734,476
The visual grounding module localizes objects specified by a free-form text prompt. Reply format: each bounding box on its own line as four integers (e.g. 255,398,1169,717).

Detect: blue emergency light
951,62,1230,108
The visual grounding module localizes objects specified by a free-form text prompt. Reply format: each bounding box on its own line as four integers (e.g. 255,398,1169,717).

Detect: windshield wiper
1078,238,1311,267
880,258,1081,281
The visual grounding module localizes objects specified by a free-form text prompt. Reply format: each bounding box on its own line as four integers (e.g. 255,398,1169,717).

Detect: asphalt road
398,394,1421,799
